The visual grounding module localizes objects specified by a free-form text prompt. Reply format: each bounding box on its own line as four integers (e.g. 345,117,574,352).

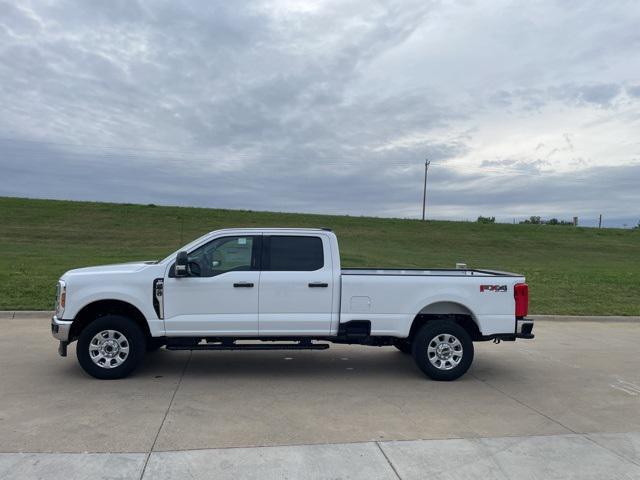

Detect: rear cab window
264,236,324,271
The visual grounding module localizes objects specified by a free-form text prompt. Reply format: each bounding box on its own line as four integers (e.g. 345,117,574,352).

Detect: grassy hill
1,196,638,314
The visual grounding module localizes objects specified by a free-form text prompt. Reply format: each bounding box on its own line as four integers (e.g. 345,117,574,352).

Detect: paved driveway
0,316,639,478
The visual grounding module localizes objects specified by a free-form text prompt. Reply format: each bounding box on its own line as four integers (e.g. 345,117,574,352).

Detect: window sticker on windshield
238,237,247,245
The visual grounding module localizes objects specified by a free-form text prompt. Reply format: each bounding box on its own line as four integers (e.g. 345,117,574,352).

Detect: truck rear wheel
76,315,146,379
412,320,474,381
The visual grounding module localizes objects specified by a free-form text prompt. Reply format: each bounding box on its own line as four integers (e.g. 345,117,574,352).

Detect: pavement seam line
583,435,640,468
470,373,579,435
139,350,192,480
4,431,625,456
375,441,402,480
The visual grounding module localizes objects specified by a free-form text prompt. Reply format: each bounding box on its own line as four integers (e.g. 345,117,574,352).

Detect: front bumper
51,315,72,341
51,315,73,356
516,317,534,339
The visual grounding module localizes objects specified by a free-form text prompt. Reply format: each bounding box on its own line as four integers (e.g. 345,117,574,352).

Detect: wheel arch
69,299,151,342
408,301,482,341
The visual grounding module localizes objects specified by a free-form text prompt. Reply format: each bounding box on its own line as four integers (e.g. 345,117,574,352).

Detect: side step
166,342,330,351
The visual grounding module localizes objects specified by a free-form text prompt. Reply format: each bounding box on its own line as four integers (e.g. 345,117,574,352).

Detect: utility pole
421,158,431,221
598,214,602,229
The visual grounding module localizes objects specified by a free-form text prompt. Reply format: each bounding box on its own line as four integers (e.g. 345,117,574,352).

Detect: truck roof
208,227,333,235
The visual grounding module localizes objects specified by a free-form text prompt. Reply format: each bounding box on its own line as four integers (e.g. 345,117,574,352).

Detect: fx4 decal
480,285,508,292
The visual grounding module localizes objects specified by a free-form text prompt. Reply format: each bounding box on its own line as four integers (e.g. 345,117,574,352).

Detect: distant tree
634,221,640,230
545,218,574,226
520,216,542,225
477,216,495,224
519,216,573,226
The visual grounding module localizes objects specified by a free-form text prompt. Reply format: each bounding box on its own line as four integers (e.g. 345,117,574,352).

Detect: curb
0,311,54,320
531,315,640,323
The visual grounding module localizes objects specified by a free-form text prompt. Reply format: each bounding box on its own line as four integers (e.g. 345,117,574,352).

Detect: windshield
159,231,214,264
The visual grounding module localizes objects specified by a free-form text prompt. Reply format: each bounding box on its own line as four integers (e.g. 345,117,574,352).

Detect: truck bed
342,268,521,277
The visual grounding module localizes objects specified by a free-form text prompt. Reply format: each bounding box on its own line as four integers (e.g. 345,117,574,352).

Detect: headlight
55,280,66,317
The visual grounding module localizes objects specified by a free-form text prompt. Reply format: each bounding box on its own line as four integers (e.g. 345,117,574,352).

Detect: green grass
1,196,639,315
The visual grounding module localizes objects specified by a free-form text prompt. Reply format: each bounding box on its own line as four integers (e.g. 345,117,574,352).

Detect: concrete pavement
0,315,639,478
2,433,640,479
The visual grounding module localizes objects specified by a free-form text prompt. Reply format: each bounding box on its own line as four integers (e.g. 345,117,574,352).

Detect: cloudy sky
1,0,639,227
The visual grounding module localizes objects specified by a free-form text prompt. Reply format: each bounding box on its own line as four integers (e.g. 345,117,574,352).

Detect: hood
62,261,156,278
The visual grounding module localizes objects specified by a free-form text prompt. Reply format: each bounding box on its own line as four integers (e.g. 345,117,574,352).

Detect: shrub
520,216,574,226
520,216,542,225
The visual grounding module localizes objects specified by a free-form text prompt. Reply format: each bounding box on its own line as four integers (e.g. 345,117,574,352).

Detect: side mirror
175,251,189,277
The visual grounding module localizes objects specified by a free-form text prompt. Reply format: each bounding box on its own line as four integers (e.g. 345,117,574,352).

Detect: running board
166,342,330,351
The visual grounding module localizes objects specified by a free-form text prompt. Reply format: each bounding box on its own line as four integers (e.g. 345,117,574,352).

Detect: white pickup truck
51,228,533,380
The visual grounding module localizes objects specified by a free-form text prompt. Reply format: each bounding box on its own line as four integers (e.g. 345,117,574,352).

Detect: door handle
308,282,328,288
233,282,254,288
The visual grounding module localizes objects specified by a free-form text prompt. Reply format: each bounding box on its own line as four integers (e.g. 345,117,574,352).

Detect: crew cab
51,228,534,380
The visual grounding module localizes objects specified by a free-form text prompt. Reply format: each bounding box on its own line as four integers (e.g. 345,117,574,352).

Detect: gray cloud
550,83,623,107
1,0,639,227
480,158,550,174
627,85,640,98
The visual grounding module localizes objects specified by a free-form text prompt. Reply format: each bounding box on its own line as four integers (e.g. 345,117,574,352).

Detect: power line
0,136,563,177
0,144,534,173
0,136,209,157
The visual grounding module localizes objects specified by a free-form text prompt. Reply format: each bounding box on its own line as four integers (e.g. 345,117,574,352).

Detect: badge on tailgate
480,285,508,292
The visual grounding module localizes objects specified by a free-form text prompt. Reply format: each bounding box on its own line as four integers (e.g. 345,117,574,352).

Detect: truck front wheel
76,315,146,379
412,321,474,381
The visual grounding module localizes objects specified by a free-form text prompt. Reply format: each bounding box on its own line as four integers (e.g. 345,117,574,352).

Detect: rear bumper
516,317,534,339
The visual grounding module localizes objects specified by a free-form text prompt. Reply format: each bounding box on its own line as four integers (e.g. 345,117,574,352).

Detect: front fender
63,278,164,337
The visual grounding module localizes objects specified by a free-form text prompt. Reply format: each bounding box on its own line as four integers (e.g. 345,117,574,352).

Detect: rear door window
266,236,324,271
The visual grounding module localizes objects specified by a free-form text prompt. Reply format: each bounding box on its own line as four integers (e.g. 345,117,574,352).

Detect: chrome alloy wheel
89,330,130,369
427,333,463,370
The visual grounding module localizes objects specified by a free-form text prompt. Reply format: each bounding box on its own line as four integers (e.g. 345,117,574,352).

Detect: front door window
187,236,256,277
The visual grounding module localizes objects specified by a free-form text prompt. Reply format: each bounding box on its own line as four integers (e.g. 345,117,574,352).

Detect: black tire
76,314,146,379
411,320,474,381
393,339,412,354
146,338,165,352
